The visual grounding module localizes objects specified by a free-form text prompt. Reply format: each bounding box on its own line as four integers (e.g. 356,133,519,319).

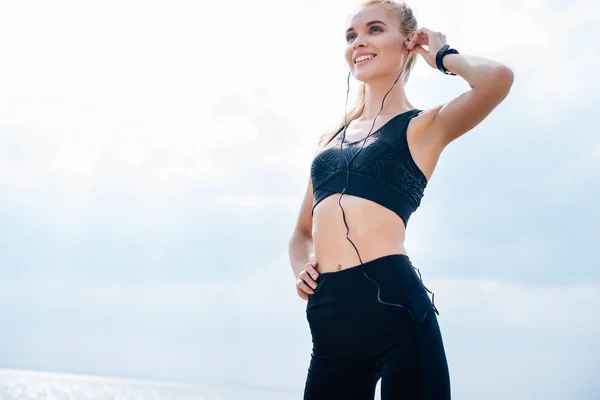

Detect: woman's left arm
407,28,515,147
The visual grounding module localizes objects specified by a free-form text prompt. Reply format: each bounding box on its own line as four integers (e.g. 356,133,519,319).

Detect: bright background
0,0,598,399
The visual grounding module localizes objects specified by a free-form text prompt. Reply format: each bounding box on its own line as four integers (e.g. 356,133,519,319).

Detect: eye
346,25,384,42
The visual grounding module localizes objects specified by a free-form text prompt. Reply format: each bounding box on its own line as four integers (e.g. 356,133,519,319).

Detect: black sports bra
310,109,428,227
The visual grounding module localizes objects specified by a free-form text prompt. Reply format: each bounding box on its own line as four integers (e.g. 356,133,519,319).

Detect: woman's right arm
288,176,319,301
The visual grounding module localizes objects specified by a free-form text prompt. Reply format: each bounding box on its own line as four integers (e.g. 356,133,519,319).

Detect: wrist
435,44,460,75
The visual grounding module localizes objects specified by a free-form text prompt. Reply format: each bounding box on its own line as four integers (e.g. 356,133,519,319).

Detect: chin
352,69,383,84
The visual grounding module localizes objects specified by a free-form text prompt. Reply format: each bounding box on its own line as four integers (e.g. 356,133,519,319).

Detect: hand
296,253,320,300
405,27,448,70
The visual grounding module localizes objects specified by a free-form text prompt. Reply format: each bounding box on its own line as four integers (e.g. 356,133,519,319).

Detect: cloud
0,0,598,397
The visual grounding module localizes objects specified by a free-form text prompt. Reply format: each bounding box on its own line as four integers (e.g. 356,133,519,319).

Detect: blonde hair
318,0,418,149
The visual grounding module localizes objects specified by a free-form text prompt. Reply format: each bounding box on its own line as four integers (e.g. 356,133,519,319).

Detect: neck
361,72,414,120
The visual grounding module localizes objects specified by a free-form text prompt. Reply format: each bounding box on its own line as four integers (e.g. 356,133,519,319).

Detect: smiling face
344,4,409,83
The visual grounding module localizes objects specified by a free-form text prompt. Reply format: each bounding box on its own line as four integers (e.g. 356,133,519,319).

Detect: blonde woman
288,1,513,398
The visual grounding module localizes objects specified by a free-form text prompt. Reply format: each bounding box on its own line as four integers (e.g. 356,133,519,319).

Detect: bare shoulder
407,105,444,142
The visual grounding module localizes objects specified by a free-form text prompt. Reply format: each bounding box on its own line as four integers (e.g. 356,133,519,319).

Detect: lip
353,52,377,65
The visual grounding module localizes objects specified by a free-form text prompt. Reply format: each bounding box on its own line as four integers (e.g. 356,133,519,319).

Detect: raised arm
407,28,514,149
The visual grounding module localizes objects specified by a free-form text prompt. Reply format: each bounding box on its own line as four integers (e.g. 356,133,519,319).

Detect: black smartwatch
436,44,459,75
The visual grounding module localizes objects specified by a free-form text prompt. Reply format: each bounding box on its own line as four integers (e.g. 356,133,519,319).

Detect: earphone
337,48,411,264
335,46,439,323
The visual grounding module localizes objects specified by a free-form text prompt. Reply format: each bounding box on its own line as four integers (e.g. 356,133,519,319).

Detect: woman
288,1,513,398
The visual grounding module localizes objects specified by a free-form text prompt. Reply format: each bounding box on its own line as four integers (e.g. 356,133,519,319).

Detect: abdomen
312,193,408,274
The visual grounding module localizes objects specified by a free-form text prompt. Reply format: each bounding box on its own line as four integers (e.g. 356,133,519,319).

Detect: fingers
412,44,428,57
306,253,319,277
407,29,427,50
305,262,319,280
297,276,315,295
298,269,317,294
407,28,446,51
297,255,320,296
420,27,435,37
302,264,319,287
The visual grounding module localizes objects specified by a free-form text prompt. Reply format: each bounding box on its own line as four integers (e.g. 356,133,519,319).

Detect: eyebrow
346,20,388,34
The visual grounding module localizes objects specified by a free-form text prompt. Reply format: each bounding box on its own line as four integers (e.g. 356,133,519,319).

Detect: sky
0,0,599,398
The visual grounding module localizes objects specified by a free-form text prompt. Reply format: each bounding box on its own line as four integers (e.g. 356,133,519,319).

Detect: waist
307,253,427,310
311,253,420,290
312,194,407,274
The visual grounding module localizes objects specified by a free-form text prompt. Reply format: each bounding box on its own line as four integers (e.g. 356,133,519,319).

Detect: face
344,4,409,83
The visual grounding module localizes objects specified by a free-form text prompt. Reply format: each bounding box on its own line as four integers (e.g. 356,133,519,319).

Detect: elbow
493,66,514,96
289,228,312,247
479,66,513,103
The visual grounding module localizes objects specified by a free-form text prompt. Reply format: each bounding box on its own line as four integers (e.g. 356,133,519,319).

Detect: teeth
355,54,375,63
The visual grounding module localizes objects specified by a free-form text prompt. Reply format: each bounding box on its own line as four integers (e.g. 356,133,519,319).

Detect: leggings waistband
311,253,439,323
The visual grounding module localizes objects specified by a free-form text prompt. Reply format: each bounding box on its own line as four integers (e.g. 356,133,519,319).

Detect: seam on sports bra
313,170,423,205
312,169,346,190
345,171,425,201
311,190,412,227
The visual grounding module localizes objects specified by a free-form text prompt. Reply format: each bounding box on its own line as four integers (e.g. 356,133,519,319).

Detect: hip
306,253,438,325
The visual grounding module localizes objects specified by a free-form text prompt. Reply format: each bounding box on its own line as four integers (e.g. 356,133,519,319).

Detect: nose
352,33,369,50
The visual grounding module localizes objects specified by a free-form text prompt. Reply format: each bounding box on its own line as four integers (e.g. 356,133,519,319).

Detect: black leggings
303,254,450,399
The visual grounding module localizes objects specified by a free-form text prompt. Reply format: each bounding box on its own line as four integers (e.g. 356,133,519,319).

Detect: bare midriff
312,193,407,274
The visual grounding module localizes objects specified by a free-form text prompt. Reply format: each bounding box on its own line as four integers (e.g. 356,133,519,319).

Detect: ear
403,35,412,52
